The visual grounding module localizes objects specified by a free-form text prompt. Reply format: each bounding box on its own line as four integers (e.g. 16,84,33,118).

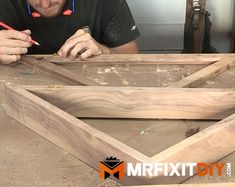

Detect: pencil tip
35,42,40,46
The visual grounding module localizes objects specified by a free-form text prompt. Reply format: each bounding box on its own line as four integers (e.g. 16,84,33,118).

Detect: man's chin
41,13,60,18
39,11,61,18
37,7,62,18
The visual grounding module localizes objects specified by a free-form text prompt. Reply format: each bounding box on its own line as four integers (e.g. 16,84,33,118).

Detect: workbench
0,54,235,186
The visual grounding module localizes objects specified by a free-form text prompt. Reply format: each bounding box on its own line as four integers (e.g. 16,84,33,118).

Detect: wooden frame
168,57,235,88
4,54,235,185
4,85,235,185
20,54,235,87
24,54,235,65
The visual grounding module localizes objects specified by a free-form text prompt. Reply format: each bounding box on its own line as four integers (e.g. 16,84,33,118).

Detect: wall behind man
206,0,234,52
127,0,234,53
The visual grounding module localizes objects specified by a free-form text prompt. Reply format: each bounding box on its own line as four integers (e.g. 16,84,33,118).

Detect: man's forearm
98,43,113,54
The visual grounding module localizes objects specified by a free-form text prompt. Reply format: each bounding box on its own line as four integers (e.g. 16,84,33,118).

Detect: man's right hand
0,30,32,64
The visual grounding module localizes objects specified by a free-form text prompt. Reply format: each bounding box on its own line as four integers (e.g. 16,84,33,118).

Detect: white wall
127,0,234,52
206,0,234,32
206,0,234,52
127,0,186,52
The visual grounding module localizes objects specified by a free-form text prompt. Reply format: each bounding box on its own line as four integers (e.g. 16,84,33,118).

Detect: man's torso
0,0,105,54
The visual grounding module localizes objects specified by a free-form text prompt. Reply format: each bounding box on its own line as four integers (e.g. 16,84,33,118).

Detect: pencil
0,21,40,46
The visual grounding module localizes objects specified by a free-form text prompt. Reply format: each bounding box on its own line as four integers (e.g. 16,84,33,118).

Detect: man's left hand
58,29,111,59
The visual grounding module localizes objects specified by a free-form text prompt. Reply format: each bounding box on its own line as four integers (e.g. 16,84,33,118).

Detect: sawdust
0,80,6,83
156,68,170,73
156,68,179,73
206,81,219,85
112,69,120,75
162,82,171,87
94,79,108,85
82,65,88,70
104,68,111,73
97,68,111,74
96,66,130,86
48,84,63,88
99,179,120,187
122,80,129,86
140,127,151,136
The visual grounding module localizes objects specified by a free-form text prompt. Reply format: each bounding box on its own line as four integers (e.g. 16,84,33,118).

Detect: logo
127,162,231,177
99,157,125,180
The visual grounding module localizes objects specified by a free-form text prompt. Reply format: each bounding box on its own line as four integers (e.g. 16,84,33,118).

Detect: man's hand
58,29,111,59
0,30,32,64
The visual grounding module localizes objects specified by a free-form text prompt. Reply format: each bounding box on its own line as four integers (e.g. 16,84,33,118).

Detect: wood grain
169,57,235,88
26,54,235,65
20,55,235,87
23,86,235,120
3,85,150,185
4,85,235,185
150,113,235,184
20,56,99,86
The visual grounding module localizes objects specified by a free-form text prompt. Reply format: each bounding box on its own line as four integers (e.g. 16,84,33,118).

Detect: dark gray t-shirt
0,0,140,54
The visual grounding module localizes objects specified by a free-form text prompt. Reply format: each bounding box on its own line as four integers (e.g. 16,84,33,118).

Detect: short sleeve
101,0,140,47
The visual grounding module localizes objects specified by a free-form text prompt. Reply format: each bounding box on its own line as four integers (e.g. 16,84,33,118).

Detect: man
0,0,140,64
